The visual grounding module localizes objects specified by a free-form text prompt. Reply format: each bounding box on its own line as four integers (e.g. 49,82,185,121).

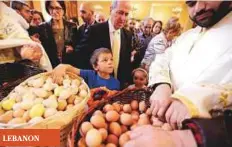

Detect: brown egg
22,111,30,122
121,125,128,133
78,137,87,147
99,144,105,147
131,111,139,116
132,119,138,125
103,104,114,113
146,108,152,116
0,109,5,115
93,110,104,117
90,115,106,129
67,95,76,104
86,129,102,147
162,123,173,131
119,111,124,115
119,133,130,146
57,100,68,111
66,104,74,110
123,104,132,113
139,101,146,112
13,109,25,118
120,113,133,126
106,143,117,147
131,100,139,110
125,131,131,136
109,122,122,137
112,103,121,112
104,123,108,130
0,110,13,123
99,128,108,141
131,124,138,130
106,134,118,145
131,111,139,121
81,122,94,136
137,117,150,126
8,117,26,124
106,110,119,122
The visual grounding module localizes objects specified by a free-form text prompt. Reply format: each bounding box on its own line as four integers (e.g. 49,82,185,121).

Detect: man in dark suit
74,2,97,47
75,0,133,89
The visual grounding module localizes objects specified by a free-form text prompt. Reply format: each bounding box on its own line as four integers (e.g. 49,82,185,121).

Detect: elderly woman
141,17,181,70
37,0,77,67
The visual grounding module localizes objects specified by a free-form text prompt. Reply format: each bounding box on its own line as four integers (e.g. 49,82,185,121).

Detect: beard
190,1,232,28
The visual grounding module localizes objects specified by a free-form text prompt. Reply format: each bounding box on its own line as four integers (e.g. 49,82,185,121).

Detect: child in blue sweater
52,48,120,90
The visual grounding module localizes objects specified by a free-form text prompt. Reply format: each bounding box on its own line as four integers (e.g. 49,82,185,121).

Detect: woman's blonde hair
163,17,181,34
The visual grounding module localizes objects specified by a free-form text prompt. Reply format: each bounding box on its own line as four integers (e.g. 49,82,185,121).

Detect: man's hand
165,100,190,129
125,125,197,147
65,45,74,53
150,84,172,120
20,44,42,63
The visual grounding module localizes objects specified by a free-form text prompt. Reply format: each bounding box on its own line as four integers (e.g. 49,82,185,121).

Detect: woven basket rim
0,72,90,128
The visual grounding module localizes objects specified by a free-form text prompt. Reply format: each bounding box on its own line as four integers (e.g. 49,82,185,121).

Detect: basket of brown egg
74,88,173,147
0,72,90,146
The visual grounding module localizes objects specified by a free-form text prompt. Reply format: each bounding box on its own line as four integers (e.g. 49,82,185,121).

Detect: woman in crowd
37,0,77,67
141,17,181,71
152,20,163,37
30,10,45,27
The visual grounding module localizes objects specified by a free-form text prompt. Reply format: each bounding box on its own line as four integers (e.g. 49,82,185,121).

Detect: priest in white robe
148,1,232,127
0,2,52,71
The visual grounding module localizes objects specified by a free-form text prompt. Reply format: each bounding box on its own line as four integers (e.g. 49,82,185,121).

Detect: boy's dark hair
45,0,66,15
90,48,112,67
11,1,30,11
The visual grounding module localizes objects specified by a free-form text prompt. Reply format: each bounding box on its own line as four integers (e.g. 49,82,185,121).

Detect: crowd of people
1,0,232,146
1,0,182,90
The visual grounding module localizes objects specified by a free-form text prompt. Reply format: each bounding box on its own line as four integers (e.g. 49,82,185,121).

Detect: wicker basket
0,72,90,147
73,88,153,147
0,61,45,100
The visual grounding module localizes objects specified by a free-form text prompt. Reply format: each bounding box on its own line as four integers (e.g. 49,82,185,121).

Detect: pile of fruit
0,74,89,125
77,100,172,147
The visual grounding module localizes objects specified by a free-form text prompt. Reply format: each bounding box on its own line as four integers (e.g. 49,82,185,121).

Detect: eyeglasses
49,6,62,11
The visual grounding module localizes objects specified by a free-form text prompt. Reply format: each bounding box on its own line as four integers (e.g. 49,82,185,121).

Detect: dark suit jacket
74,21,98,46
75,21,133,89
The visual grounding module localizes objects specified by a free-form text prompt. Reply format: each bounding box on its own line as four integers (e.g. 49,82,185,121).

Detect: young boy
52,48,120,90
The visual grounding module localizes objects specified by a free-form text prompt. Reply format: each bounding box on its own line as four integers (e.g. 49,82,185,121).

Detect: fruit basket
0,72,90,146
73,88,160,147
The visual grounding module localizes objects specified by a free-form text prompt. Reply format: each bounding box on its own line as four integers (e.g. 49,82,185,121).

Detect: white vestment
0,2,52,71
149,12,232,118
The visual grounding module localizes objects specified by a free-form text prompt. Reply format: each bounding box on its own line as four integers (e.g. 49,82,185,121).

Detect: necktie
112,30,120,78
